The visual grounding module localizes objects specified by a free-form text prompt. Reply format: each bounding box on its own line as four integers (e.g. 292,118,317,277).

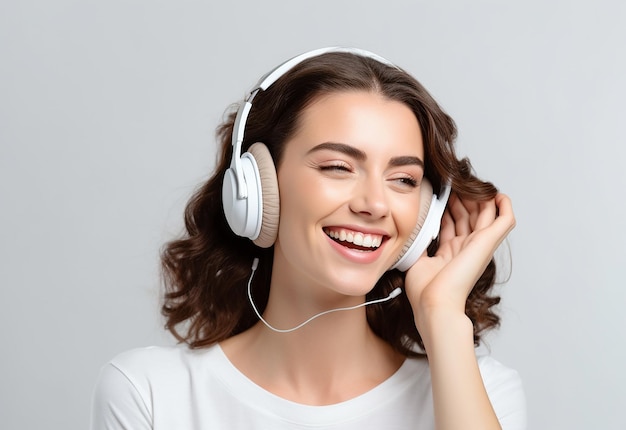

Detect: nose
348,175,390,219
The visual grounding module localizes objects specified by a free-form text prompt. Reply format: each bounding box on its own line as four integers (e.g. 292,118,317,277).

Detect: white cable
247,258,402,333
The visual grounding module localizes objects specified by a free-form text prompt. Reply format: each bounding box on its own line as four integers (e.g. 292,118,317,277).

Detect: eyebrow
388,155,424,168
308,142,367,160
307,142,424,168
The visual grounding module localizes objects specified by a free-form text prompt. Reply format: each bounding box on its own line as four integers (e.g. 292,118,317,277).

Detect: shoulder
476,355,523,387
107,344,219,393
91,344,221,430
476,355,527,430
476,355,525,398
110,344,200,375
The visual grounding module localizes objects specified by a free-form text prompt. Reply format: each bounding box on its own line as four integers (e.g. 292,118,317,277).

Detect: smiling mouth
323,228,384,251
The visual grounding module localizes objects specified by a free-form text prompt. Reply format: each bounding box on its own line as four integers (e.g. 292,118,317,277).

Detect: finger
474,198,497,231
492,193,516,233
460,198,480,230
471,194,515,250
449,194,471,236
439,208,456,244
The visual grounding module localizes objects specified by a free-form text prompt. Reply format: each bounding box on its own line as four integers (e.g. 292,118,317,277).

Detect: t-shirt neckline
210,343,426,426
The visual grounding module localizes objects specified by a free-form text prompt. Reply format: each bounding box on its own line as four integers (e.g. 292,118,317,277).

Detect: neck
220,256,404,405
223,312,402,405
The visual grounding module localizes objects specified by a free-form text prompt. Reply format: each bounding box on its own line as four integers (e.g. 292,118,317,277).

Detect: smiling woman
91,48,525,429
274,91,424,292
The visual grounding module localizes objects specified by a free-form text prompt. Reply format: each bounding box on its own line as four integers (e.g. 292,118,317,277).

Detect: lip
323,226,389,265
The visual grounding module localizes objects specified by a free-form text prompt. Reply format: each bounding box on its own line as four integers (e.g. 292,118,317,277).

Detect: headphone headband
229,47,397,199
222,47,451,267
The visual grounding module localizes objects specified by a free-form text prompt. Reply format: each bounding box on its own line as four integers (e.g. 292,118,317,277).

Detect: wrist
414,309,474,353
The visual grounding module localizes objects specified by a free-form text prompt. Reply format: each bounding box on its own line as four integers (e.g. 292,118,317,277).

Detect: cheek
277,169,310,217
277,168,348,217
393,195,422,238
275,168,318,239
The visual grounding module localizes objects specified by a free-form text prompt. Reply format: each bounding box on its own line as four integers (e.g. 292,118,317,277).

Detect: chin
323,266,387,297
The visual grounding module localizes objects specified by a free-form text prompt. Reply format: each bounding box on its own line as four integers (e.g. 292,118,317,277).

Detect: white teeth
362,235,373,247
324,228,383,249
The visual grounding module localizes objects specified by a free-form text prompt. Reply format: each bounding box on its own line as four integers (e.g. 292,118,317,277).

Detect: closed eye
319,163,352,172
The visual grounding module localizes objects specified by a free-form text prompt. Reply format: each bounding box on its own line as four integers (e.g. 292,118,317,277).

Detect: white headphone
221,47,451,272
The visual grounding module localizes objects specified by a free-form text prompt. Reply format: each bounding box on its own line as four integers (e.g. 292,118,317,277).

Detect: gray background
2,1,625,428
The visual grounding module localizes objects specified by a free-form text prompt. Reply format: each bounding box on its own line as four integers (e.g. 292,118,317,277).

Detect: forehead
287,90,424,158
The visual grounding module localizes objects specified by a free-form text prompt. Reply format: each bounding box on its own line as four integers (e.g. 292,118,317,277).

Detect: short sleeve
90,363,153,430
478,356,527,430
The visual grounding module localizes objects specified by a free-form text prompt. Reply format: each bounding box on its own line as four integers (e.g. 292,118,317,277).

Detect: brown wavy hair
161,51,501,357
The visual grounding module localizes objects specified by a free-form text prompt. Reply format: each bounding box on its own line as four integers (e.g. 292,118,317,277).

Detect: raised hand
404,193,515,430
405,193,516,333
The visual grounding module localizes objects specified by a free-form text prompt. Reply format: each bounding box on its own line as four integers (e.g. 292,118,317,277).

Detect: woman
91,48,526,429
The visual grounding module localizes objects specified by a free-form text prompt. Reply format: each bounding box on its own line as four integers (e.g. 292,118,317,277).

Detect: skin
221,91,515,429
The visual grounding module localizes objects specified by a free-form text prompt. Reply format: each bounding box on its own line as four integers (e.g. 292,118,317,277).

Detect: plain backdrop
1,1,625,429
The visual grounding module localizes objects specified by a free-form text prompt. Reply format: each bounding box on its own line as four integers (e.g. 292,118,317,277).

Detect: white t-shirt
91,344,526,429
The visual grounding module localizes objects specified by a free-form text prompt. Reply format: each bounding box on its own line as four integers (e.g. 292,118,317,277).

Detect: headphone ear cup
391,179,452,272
222,154,262,240
247,143,280,248
390,179,434,271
